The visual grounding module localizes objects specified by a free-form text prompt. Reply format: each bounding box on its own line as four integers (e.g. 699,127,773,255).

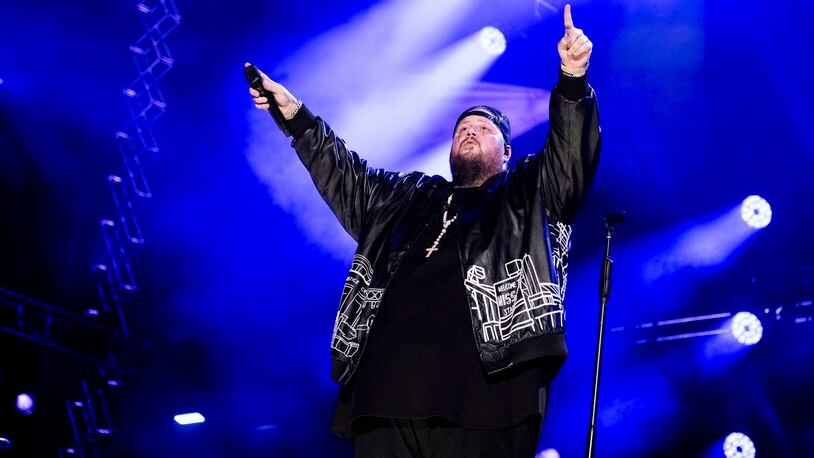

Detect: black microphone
244,63,291,137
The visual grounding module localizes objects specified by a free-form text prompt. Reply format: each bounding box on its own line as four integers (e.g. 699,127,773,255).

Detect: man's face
449,115,510,186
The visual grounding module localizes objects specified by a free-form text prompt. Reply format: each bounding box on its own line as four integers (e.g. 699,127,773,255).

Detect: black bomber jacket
286,81,601,385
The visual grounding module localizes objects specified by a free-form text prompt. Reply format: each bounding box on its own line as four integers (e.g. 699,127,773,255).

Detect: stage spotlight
537,448,560,458
479,26,506,56
174,412,205,425
0,437,10,449
723,432,755,458
740,195,772,229
731,312,762,346
16,393,34,416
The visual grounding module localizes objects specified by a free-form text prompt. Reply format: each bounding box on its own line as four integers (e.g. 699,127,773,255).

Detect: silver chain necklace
425,194,457,258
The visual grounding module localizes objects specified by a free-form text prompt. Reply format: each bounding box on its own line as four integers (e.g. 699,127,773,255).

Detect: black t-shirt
331,187,550,437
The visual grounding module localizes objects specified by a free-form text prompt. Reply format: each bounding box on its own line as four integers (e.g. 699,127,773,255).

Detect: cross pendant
425,245,439,257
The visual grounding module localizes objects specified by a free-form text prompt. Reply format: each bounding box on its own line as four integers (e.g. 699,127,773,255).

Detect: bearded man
248,5,600,457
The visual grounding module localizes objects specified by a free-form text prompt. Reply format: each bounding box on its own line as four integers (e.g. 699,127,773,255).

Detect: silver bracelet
285,99,303,120
561,61,589,78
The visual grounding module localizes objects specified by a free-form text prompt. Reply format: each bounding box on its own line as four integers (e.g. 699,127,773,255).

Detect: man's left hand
557,4,592,72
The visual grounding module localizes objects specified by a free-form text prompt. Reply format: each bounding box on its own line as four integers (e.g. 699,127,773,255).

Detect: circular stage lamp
740,195,772,229
731,312,763,346
537,449,560,458
16,393,34,415
479,26,506,56
723,432,755,458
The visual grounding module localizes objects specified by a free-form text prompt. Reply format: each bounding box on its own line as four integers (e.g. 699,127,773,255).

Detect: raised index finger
564,4,574,30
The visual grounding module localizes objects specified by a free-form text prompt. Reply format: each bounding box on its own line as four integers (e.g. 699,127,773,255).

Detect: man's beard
450,151,502,187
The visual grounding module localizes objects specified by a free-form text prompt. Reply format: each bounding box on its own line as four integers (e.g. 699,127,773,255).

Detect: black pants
353,415,542,458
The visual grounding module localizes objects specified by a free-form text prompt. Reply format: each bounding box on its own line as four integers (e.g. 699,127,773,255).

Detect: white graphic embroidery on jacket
549,220,571,297
332,255,384,358
464,254,565,343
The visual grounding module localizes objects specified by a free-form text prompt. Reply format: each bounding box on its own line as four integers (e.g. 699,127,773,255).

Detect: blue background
1,0,813,456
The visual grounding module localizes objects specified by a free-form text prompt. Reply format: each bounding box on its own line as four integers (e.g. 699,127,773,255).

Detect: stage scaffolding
0,2,180,456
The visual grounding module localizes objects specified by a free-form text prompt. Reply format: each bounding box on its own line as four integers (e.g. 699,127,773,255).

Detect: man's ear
504,143,512,163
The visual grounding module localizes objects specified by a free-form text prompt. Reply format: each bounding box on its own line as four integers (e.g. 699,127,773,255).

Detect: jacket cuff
554,70,589,101
287,104,316,139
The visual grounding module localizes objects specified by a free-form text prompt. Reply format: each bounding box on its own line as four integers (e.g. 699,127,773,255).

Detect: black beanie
454,105,511,145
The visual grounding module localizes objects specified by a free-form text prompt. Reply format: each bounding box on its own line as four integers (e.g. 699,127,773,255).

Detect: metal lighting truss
0,2,180,457
609,298,813,345
65,2,181,456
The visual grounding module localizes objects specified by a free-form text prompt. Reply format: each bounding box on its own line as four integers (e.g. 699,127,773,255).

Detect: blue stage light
174,412,205,425
0,437,10,449
731,312,762,345
723,432,755,458
16,393,34,416
740,195,772,229
479,26,506,56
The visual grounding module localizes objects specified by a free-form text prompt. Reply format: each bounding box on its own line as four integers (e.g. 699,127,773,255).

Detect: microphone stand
586,211,624,458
